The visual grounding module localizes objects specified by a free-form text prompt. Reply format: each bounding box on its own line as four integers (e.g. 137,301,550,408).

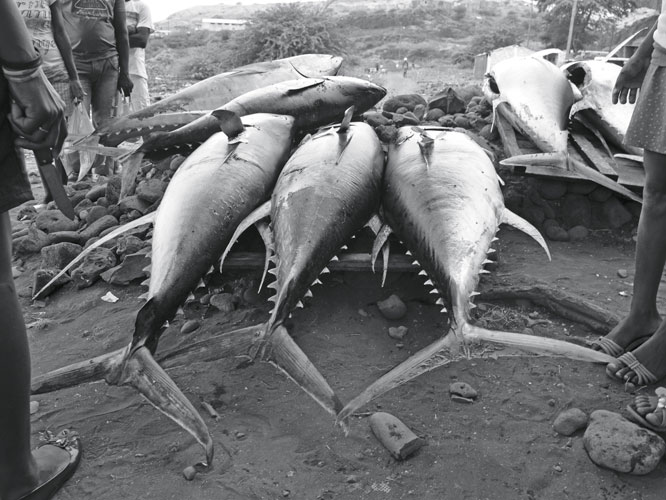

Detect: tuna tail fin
500,152,643,203
119,151,145,199
501,208,551,261
337,329,460,427
211,109,245,138
32,212,156,300
264,325,344,418
219,200,272,274
106,344,215,472
462,323,614,363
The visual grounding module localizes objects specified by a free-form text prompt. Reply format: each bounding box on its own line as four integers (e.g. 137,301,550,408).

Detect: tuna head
335,76,387,112
483,55,575,154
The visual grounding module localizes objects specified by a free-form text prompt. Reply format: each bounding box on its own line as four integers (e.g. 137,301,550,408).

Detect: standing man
125,0,153,111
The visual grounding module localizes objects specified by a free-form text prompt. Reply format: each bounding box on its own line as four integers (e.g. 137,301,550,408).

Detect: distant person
125,0,153,111
60,0,132,175
402,57,409,77
0,1,81,499
599,4,666,386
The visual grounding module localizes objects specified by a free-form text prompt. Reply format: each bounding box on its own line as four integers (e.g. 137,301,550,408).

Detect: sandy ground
13,70,666,500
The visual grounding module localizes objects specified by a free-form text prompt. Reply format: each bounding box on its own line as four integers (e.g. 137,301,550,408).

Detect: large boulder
382,94,427,113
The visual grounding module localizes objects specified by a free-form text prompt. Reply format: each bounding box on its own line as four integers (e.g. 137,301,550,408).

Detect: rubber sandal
18,429,81,500
589,334,651,357
626,403,666,433
608,352,659,386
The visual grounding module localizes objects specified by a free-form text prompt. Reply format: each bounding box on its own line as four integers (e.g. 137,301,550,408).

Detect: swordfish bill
33,114,297,470
219,118,385,417
337,127,614,424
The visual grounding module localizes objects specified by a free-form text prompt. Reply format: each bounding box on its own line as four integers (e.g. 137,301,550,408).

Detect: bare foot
9,430,80,500
591,312,661,355
606,329,666,385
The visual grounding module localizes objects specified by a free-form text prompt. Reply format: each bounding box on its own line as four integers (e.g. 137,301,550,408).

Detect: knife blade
33,149,76,220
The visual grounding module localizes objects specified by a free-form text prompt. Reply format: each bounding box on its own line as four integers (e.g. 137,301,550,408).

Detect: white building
201,18,248,31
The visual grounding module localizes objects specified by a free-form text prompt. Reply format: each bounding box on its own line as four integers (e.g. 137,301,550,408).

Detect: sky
146,0,322,23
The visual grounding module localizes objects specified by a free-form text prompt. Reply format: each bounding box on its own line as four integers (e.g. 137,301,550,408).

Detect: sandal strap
589,337,625,357
617,352,659,385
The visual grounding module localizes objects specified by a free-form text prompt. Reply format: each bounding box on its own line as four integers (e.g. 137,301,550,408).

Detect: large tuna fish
32,114,297,470
217,115,386,418
337,127,614,423
484,55,642,203
80,54,343,147
562,59,642,156
115,76,386,197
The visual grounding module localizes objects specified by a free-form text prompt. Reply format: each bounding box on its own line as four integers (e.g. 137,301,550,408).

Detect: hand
4,66,67,150
612,56,650,105
127,25,137,35
117,71,133,98
69,78,85,104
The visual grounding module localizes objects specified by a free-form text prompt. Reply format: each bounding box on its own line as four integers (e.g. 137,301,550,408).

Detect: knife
33,148,76,220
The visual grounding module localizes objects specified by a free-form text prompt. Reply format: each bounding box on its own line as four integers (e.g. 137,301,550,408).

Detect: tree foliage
469,27,523,56
535,0,636,50
230,4,344,66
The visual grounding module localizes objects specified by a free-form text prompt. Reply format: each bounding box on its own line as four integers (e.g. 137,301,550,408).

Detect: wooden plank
570,132,619,178
613,158,646,188
494,105,523,158
223,251,418,273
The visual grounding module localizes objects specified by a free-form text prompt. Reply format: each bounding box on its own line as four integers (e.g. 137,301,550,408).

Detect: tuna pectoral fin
220,200,272,272
211,109,245,138
107,345,214,470
568,157,643,204
462,324,614,364
615,153,644,164
337,333,459,425
501,208,551,260
370,222,392,287
33,212,155,300
265,325,343,416
119,151,145,199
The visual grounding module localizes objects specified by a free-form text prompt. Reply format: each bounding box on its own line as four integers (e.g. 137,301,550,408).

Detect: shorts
0,75,33,214
625,63,666,154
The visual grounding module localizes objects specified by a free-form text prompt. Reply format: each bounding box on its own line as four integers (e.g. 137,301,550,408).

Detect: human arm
127,2,152,49
112,0,133,96
0,0,66,149
128,27,150,48
612,21,657,105
49,0,84,102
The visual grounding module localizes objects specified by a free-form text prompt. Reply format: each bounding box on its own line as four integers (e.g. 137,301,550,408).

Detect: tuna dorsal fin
501,208,551,261
336,132,354,165
284,78,325,93
338,106,355,134
254,219,275,293
220,200,272,273
370,222,392,287
211,109,245,138
33,212,156,300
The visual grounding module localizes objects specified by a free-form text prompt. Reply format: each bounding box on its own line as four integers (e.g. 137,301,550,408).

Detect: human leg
605,149,666,383
89,57,119,176
129,74,149,111
0,212,81,500
593,148,666,355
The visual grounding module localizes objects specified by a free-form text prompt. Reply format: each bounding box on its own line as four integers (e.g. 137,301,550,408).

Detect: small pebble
182,465,197,481
29,401,39,414
235,431,246,440
12,266,22,279
617,269,628,278
282,490,290,498
180,319,200,334
449,381,478,399
388,326,408,340
547,399,556,407
553,464,562,473
377,294,407,320
358,309,368,317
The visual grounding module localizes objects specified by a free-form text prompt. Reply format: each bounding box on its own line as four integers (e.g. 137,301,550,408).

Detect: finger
611,87,620,104
7,113,51,143
9,101,54,136
12,117,62,150
628,88,638,104
618,88,628,105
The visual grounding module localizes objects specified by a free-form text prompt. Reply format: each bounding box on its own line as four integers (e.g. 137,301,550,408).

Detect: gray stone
79,215,119,243
479,124,498,142
374,124,398,143
181,320,200,334
33,268,71,297
116,235,145,259
105,176,122,205
601,197,633,229
536,180,567,200
377,294,407,320
449,382,478,399
136,178,167,204
209,293,236,313
583,410,665,475
86,205,108,225
13,227,49,256
402,111,421,125
86,184,107,202
589,187,613,203
395,106,409,114
437,115,456,127
388,326,408,340
118,195,151,215
364,111,391,128
73,198,93,218
170,155,187,173
617,269,629,278
100,252,149,285
545,224,570,242
71,247,117,289
40,242,83,270
383,94,427,113
425,108,445,121
568,225,589,241
553,408,588,436
521,206,545,227
561,194,592,229
453,115,470,129
35,210,79,233
567,181,596,195
428,87,466,114
412,104,426,120
625,201,642,219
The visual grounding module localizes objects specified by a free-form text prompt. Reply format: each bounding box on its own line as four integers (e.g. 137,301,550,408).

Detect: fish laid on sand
483,55,642,203
337,127,615,423
216,112,386,418
32,113,297,470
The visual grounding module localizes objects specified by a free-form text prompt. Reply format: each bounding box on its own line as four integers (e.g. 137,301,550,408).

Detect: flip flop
589,334,651,357
626,403,666,434
607,351,659,386
18,429,81,500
